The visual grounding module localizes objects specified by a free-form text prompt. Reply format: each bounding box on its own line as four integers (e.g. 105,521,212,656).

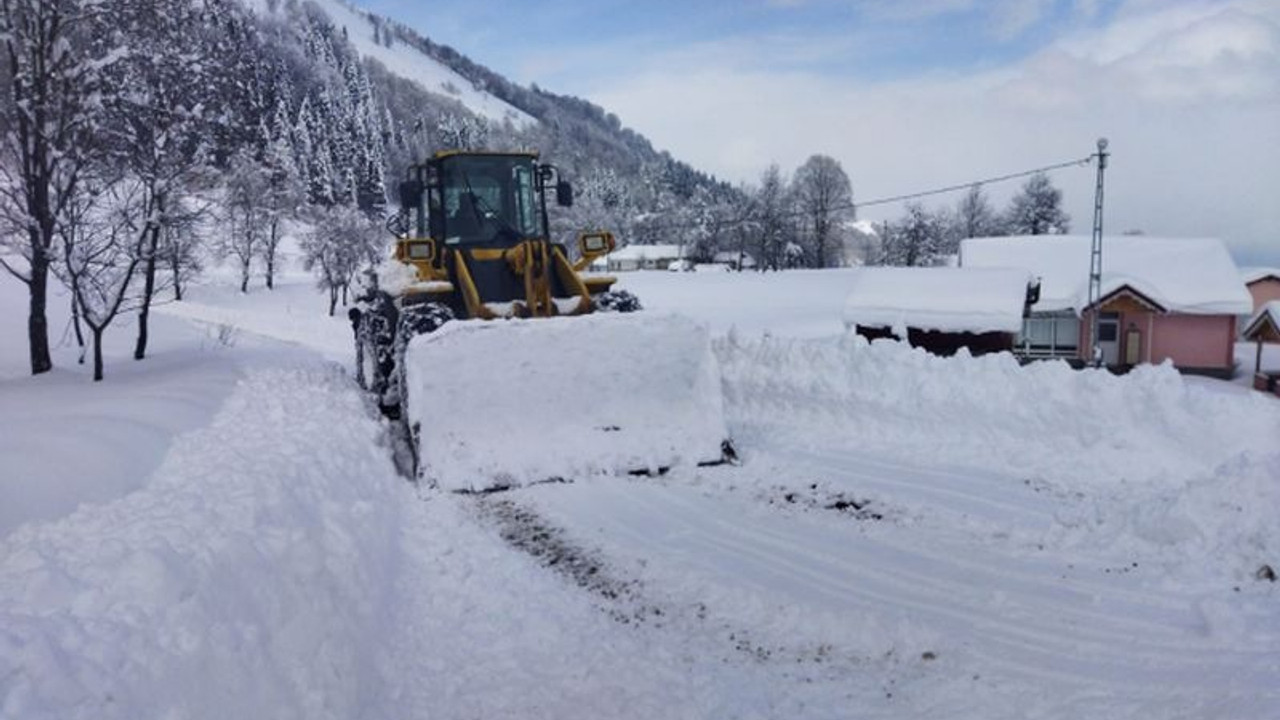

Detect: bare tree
301,205,382,316
954,183,1002,239
160,194,209,301
56,177,146,381
753,164,789,272
100,0,214,361
221,152,267,293
793,154,853,268
0,0,110,374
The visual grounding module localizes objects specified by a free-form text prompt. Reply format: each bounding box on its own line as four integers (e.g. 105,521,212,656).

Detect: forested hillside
0,0,736,378
0,0,1074,380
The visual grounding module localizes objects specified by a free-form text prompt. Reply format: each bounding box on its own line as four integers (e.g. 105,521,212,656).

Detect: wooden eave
1244,313,1280,344
1090,285,1167,314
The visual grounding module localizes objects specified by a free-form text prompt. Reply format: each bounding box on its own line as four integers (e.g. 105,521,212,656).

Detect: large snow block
403,312,728,491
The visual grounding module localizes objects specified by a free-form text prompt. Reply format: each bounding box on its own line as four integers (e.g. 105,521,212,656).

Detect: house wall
1077,310,1235,372
1247,278,1280,312
1078,307,1159,366
1149,314,1235,370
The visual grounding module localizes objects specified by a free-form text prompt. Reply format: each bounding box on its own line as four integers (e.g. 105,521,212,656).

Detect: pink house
1242,268,1280,313
960,236,1253,377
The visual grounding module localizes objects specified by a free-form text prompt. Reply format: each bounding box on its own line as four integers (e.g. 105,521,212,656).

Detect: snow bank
0,352,241,536
842,266,1031,335
718,334,1277,489
717,334,1280,578
0,362,406,720
404,312,727,491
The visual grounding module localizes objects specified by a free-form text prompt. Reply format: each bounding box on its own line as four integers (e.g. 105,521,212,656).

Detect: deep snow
2,265,1278,719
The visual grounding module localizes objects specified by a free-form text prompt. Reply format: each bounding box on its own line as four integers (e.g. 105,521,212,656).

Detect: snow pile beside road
405,313,727,491
717,334,1280,578
718,334,1275,487
0,364,405,720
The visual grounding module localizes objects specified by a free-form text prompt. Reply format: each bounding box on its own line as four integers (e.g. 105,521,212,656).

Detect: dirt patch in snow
473,497,663,625
768,482,885,521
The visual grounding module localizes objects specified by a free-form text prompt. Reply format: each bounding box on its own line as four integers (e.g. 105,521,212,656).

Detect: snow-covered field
2,266,1278,719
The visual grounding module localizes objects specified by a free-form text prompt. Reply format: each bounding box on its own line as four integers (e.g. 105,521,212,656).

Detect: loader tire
353,291,397,402
592,289,642,313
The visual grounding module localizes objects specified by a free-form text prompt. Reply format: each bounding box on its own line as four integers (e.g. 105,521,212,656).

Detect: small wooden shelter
1242,301,1280,395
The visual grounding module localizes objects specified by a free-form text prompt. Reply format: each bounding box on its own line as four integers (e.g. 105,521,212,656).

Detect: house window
1019,313,1079,358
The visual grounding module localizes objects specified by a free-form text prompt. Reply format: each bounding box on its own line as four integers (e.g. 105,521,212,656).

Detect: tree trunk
28,252,53,374
71,293,86,363
171,252,184,301
328,286,338,316
265,220,278,290
92,326,105,382
240,259,250,293
134,220,162,361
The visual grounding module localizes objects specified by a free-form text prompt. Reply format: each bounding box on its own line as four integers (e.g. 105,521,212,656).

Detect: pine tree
881,203,948,267
1006,172,1070,235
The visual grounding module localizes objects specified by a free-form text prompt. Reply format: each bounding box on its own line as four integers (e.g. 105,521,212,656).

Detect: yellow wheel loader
350,150,732,491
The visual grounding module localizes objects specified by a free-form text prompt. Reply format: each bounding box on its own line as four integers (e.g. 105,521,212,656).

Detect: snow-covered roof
713,250,756,266
1243,301,1280,340
960,235,1252,316
608,244,684,261
844,219,879,236
842,267,1032,335
1241,267,1280,285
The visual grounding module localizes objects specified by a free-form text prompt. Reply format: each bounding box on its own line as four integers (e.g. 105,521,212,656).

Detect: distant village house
842,267,1035,357
1242,268,1280,314
961,236,1252,378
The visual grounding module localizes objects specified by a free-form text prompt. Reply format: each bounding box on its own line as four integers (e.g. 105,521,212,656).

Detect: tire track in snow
522,476,1279,697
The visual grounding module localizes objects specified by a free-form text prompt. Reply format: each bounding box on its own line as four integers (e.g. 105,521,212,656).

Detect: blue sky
356,0,1279,265
364,0,1125,84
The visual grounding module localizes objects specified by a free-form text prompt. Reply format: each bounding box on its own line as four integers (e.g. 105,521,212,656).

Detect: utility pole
1087,138,1109,368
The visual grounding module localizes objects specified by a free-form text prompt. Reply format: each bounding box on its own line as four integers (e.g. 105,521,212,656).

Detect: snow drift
403,312,728,491
0,363,406,720
716,333,1280,579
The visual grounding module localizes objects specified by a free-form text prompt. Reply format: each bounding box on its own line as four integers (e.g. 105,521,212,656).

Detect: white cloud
583,0,1280,263
989,0,1058,40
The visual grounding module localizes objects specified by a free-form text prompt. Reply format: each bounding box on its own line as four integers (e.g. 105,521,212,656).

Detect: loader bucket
401,312,729,492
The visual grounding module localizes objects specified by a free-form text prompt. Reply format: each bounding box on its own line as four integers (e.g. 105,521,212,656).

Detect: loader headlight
406,241,435,261
578,232,614,255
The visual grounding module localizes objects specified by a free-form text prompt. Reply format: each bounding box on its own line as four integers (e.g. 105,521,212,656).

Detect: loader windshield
439,155,544,244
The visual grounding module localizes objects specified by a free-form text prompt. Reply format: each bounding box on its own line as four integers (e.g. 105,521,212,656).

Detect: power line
631,153,1097,235
853,155,1095,210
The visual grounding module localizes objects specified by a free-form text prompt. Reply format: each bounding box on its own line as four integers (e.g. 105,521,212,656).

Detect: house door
1097,313,1120,365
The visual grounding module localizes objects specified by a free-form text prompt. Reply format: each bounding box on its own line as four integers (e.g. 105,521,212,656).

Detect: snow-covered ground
2,266,1278,719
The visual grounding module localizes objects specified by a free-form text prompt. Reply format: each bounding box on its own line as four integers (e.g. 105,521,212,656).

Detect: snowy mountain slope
245,0,535,127
2,268,1279,718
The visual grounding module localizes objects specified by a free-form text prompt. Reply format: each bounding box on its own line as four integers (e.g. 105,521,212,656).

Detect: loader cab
400,151,572,249
393,150,597,318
